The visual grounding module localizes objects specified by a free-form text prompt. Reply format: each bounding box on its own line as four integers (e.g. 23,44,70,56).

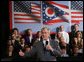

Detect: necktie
45,41,50,56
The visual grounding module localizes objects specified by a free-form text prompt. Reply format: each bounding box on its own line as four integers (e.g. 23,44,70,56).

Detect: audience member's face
37,32,41,38
25,47,31,52
8,40,12,45
41,29,50,40
60,25,64,32
74,47,79,54
27,30,32,36
74,37,78,44
9,46,13,52
12,34,16,40
74,25,79,31
14,30,18,35
77,32,81,38
21,38,25,44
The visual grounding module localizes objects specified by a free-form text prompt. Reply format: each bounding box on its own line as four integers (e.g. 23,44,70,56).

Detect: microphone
46,41,48,45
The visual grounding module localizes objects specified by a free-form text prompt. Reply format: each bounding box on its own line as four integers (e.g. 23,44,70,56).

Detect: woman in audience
76,31,83,45
72,37,80,49
12,28,21,41
70,37,80,56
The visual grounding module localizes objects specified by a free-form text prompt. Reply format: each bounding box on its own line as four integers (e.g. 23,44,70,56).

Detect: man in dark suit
19,27,62,61
24,29,35,46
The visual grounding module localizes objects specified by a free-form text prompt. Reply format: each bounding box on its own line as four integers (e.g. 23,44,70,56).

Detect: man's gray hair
41,27,50,33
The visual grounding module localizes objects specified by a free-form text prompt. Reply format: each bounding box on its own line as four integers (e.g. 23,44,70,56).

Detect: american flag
71,1,83,23
14,1,41,23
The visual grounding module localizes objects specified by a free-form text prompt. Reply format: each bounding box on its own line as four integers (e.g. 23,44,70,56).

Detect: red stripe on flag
71,12,83,14
71,20,80,23
14,18,41,21
32,6,40,8
45,19,69,24
47,1,69,9
31,8,41,12
71,16,83,18
9,1,12,31
31,12,41,14
14,14,41,18
31,2,40,6
14,22,38,23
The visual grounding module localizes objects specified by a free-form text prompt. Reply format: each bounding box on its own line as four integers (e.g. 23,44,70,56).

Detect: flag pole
12,1,14,29
69,1,71,32
40,1,43,29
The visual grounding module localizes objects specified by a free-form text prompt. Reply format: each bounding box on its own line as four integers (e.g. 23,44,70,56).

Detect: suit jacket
24,39,62,61
24,35,36,45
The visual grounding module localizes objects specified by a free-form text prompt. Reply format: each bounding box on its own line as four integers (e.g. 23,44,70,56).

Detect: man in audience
24,29,35,46
35,31,42,41
59,25,69,45
20,37,26,52
19,27,62,61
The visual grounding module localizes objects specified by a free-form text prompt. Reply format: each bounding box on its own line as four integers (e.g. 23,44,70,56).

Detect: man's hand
46,45,53,52
19,50,24,56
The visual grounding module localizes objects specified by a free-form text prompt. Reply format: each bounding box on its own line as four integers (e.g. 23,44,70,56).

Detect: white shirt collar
43,39,50,46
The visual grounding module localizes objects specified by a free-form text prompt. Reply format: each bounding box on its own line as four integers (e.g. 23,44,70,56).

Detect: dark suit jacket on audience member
24,35,36,46
13,40,22,57
23,39,62,61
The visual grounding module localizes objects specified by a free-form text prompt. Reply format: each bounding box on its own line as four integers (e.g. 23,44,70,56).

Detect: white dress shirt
21,44,25,48
43,39,50,47
12,40,15,45
29,36,32,43
59,31,69,44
